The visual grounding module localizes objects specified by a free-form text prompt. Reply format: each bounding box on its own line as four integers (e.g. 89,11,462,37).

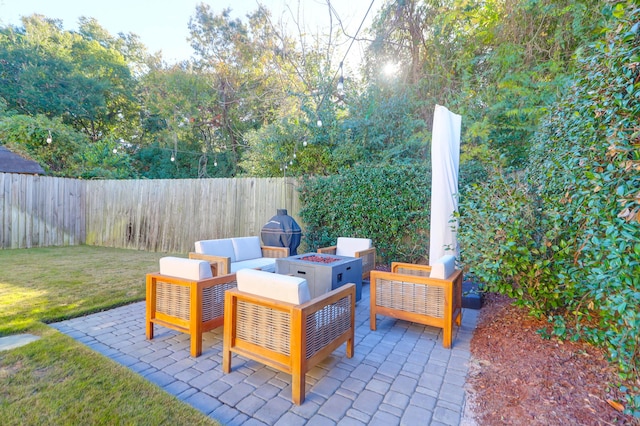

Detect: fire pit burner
300,255,340,263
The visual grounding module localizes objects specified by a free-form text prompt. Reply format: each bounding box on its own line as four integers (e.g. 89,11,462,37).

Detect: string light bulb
317,119,323,127
46,130,52,144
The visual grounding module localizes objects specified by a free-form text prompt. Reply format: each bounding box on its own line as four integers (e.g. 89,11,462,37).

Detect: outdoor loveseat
222,268,356,404
189,236,289,275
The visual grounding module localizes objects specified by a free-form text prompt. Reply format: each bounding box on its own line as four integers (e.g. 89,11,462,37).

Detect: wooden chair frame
222,283,356,405
370,262,462,348
317,245,376,280
189,245,289,275
146,272,237,357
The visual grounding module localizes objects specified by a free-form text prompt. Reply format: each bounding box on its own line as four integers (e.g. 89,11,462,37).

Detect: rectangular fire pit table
276,253,362,301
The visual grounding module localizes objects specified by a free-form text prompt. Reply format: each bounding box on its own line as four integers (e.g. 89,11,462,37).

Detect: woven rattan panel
157,281,191,320
305,296,351,359
394,267,430,277
237,301,291,355
201,281,236,322
376,279,444,318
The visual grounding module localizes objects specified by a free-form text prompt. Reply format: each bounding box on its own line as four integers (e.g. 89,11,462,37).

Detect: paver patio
51,284,478,425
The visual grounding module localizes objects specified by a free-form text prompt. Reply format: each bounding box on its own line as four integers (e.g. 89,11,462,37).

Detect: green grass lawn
0,245,220,425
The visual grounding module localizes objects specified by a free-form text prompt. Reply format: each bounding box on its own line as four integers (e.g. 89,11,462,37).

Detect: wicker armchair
222,269,356,405
369,256,462,348
317,237,376,280
146,257,237,357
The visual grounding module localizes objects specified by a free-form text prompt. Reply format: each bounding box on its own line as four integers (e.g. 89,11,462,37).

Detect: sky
0,0,379,66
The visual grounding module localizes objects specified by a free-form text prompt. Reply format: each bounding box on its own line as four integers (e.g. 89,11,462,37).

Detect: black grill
261,209,302,255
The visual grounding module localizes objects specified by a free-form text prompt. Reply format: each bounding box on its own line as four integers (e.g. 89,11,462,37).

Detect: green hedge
459,1,639,416
298,164,431,265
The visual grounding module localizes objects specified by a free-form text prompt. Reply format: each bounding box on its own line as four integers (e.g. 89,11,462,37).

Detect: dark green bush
459,1,640,415
458,163,564,315
299,164,431,264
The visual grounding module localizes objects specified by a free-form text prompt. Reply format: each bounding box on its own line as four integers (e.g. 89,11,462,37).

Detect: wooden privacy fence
0,173,85,248
1,173,302,252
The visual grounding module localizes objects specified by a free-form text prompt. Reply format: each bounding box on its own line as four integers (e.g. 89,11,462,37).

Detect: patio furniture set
145,236,462,405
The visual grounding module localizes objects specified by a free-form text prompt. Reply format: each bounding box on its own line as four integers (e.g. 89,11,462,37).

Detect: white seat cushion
430,255,456,279
195,239,236,262
159,256,213,280
335,237,372,257
232,236,263,262
231,258,276,273
236,268,311,304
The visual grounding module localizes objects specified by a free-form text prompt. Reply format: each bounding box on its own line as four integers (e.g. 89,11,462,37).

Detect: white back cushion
232,236,263,262
335,237,372,257
195,239,236,262
159,257,213,280
430,255,456,279
236,268,311,304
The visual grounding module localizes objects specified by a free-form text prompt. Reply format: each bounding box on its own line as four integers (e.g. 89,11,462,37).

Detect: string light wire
316,0,376,114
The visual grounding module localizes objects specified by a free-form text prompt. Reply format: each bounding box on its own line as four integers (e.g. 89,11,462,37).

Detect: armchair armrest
391,262,431,276
317,245,337,255
189,252,229,275
261,245,290,258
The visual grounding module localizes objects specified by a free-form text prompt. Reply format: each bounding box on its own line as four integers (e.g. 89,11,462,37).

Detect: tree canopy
0,1,607,179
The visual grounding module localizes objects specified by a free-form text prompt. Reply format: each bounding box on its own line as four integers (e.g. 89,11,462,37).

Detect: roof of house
0,145,46,175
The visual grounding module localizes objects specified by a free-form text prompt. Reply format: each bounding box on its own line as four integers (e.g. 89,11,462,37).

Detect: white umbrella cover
429,105,461,264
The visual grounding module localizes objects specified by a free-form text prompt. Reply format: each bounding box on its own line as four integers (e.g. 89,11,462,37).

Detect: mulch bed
466,293,637,425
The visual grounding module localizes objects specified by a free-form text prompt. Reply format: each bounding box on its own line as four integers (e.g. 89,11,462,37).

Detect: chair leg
222,349,231,373
145,301,154,340
145,276,156,340
346,335,354,358
190,331,202,357
146,321,154,340
369,278,377,330
291,372,305,405
442,322,452,349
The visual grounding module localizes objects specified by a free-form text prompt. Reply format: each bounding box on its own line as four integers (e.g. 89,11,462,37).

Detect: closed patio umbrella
429,105,461,264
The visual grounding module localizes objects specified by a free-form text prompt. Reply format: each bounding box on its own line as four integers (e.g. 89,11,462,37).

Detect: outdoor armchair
146,256,237,357
369,255,463,348
317,237,376,280
222,268,356,405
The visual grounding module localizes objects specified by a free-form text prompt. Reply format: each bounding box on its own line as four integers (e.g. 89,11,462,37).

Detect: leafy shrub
460,1,640,415
299,164,431,264
458,162,565,316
